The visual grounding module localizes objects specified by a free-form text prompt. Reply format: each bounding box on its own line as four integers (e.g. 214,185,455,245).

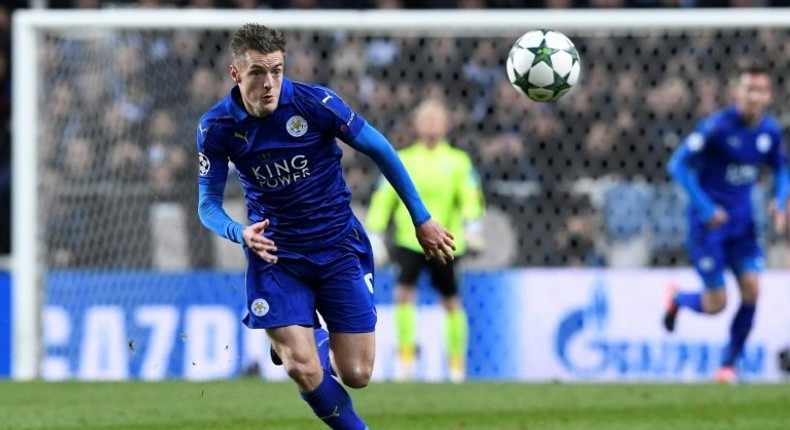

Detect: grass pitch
1,380,789,429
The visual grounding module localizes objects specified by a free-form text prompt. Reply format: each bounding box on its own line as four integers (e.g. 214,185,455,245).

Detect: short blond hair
412,98,448,120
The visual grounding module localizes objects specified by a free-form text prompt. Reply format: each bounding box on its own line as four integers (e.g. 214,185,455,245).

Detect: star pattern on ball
552,74,574,93
513,73,530,90
528,39,559,68
568,48,581,64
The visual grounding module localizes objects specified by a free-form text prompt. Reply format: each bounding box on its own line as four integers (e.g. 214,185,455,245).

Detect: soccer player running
664,62,789,384
196,24,455,430
365,99,485,382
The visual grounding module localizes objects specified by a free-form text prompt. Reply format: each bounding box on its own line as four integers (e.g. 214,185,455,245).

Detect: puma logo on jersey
234,131,249,144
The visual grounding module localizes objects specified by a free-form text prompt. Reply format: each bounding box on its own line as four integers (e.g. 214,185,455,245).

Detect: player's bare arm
416,219,456,264
768,200,787,234
242,219,278,263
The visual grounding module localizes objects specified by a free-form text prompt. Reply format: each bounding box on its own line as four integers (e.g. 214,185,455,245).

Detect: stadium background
1,3,790,384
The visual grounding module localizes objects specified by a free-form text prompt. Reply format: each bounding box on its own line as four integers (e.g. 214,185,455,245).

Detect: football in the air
506,29,581,103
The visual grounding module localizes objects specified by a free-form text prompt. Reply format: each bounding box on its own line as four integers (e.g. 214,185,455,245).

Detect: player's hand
705,207,728,230
415,219,456,264
243,219,278,263
769,200,787,235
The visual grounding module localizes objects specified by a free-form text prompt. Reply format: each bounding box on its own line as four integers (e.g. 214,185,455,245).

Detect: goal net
11,8,790,380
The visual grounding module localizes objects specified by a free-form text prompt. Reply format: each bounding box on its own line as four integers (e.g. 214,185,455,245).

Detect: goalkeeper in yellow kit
365,98,485,382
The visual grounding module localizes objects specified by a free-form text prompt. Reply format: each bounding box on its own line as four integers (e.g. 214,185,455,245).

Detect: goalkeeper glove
465,219,485,255
369,232,390,267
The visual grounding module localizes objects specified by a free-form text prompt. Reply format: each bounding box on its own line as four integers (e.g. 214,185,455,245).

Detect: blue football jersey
681,106,787,223
197,78,367,252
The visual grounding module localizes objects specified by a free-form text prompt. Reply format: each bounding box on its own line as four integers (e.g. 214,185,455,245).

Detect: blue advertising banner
43,270,248,380
0,271,10,378
40,268,790,382
40,268,514,381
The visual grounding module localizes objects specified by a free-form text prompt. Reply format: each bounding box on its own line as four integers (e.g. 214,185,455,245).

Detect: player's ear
229,64,240,83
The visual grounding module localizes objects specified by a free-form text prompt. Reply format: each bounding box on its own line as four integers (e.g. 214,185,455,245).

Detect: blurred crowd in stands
1,2,789,270
0,6,11,257
14,0,790,11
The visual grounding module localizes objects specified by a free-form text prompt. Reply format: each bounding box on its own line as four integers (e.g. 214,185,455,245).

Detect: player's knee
741,283,760,304
284,359,323,389
441,295,462,311
705,297,727,314
338,364,373,389
707,302,726,314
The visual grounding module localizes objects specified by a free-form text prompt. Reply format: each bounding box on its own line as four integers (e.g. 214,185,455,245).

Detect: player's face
734,72,772,125
230,49,284,118
414,106,450,147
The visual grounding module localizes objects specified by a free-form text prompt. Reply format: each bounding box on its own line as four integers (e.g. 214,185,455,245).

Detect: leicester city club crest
286,115,308,137
757,133,771,153
251,298,270,317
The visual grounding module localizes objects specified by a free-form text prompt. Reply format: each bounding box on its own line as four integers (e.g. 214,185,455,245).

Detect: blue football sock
674,292,704,313
301,371,368,430
722,303,756,367
314,328,335,376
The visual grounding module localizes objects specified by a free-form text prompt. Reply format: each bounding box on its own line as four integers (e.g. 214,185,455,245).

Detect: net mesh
37,25,790,271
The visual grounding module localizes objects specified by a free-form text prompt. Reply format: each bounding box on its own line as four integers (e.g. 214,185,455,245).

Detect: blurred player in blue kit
196,23,455,429
664,63,789,383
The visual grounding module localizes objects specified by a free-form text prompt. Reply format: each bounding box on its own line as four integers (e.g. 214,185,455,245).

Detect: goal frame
11,7,790,380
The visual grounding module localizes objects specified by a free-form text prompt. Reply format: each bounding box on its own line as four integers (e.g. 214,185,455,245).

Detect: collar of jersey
227,78,295,122
410,139,451,152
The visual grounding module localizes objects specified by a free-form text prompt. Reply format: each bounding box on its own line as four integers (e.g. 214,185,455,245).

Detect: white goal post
12,8,790,380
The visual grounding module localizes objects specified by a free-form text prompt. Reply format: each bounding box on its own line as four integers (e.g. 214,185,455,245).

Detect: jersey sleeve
196,117,230,185
769,128,789,211
195,117,244,244
773,165,789,213
350,123,431,226
198,182,245,244
301,85,367,144
767,126,789,171
667,121,718,221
